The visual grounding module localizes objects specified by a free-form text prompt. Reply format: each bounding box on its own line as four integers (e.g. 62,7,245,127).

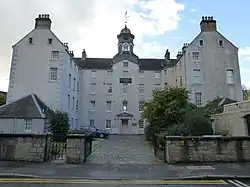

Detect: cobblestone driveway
87,135,163,164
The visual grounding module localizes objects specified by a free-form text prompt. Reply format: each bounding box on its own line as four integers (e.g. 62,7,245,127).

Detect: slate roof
75,57,177,70
0,94,54,118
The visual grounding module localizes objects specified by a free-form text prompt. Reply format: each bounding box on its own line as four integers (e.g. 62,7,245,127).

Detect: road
0,178,249,186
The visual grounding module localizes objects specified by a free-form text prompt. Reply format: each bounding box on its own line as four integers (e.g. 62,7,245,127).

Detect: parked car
80,126,109,138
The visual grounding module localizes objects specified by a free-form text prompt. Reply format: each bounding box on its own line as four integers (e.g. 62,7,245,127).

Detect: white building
6,14,79,130
166,16,243,106
3,14,243,134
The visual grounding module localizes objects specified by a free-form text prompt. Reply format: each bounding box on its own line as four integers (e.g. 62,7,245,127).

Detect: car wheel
100,133,104,138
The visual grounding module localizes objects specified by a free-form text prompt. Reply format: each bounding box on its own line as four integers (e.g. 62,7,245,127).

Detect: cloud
239,47,250,62
0,0,185,91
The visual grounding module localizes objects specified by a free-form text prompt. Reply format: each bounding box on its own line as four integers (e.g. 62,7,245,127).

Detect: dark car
80,126,109,138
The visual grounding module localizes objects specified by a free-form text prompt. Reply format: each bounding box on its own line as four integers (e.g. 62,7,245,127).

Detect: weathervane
124,11,129,26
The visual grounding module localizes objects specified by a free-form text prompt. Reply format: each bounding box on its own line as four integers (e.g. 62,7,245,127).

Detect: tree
141,87,189,134
49,110,69,142
242,85,250,100
0,92,6,106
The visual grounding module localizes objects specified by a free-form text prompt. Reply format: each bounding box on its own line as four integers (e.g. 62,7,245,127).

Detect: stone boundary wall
66,134,86,163
165,136,250,164
0,134,48,162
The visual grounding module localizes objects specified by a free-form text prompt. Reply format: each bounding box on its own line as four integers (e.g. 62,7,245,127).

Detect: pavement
0,135,250,186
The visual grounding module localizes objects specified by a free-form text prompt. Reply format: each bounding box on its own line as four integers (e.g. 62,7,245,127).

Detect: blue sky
151,0,250,87
0,0,249,91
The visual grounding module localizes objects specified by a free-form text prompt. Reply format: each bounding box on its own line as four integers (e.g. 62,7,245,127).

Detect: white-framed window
123,61,128,67
107,70,113,76
154,84,161,90
154,71,160,78
227,69,234,84
139,70,144,78
73,78,76,91
139,101,144,111
218,40,224,47
195,92,202,106
77,82,79,92
69,74,71,87
90,100,95,110
90,119,95,126
70,59,72,68
24,119,32,131
72,97,75,109
90,83,96,94
192,52,200,61
123,100,128,110
76,100,79,111
139,84,144,94
67,94,70,109
49,67,57,81
52,51,59,60
74,63,77,72
122,43,129,51
106,101,112,111
105,120,111,129
199,40,204,47
180,76,183,87
139,119,144,128
91,70,97,78
123,83,128,93
193,69,201,83
107,83,112,93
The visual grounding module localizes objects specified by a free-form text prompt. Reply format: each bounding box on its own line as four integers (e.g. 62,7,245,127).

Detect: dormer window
122,43,129,52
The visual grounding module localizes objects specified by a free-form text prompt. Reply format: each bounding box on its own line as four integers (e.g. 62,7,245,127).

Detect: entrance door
121,119,129,134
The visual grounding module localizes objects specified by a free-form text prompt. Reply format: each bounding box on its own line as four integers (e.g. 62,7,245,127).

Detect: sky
0,0,250,91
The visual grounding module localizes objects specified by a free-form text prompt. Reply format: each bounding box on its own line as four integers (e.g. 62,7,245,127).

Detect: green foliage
0,92,6,106
49,110,69,142
141,87,189,129
243,85,250,100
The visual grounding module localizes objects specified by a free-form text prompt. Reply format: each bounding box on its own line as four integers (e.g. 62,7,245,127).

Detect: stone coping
165,136,250,141
67,134,87,139
0,133,49,138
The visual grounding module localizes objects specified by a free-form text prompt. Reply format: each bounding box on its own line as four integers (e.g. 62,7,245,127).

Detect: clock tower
117,24,135,54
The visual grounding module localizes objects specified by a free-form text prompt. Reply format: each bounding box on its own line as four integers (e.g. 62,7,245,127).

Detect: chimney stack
82,49,87,60
200,16,217,32
182,43,189,53
63,43,69,51
176,51,182,59
35,14,52,29
69,50,74,57
164,49,170,60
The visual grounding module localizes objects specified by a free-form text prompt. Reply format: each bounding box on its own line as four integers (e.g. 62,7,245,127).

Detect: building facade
5,14,243,134
166,16,243,106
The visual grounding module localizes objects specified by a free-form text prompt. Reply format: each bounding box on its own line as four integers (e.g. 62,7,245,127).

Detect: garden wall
165,136,250,163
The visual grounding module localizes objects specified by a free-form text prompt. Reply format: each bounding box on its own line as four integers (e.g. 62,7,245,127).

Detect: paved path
87,135,162,164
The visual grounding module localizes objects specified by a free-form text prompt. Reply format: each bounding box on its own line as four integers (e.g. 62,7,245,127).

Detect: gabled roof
0,94,54,118
75,57,177,70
